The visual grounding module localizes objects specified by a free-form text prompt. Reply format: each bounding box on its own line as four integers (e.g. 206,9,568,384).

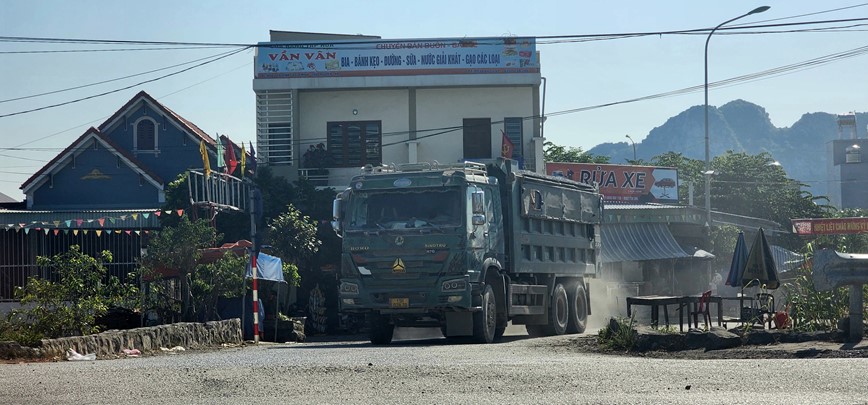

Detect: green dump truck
331,158,602,344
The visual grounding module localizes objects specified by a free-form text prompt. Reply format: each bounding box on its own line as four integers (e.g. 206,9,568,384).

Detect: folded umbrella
725,232,748,286
742,228,780,290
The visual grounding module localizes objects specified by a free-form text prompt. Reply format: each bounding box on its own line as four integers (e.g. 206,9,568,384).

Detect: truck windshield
346,189,463,230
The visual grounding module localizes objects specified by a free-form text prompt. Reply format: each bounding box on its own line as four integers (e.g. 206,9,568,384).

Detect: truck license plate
390,298,409,308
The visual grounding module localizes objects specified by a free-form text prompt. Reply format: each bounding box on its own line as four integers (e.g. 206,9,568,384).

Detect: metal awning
601,223,695,263
771,245,804,274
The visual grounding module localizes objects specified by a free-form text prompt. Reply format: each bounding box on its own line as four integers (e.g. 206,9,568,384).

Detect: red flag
501,130,514,159
224,138,238,175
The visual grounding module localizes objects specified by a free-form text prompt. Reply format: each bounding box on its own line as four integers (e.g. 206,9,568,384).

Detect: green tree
544,141,610,164
710,151,831,248
191,251,248,321
139,216,218,321
6,246,137,340
267,204,321,269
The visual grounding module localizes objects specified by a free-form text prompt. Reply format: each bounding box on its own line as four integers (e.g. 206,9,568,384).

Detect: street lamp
625,134,637,162
704,5,770,228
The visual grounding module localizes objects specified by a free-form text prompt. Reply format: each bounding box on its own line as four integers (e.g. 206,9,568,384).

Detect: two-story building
252,31,545,187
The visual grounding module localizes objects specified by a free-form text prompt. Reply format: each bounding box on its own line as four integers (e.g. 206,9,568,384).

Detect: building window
846,144,862,163
266,122,292,164
256,91,293,166
503,117,523,161
134,117,158,152
463,118,492,159
327,121,382,167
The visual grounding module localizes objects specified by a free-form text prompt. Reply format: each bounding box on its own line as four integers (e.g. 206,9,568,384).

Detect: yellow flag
241,143,247,177
199,140,211,177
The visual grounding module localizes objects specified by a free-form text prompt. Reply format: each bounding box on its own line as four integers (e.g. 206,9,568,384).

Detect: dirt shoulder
562,334,868,359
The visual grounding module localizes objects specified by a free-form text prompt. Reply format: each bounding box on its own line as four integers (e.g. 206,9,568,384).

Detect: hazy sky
2,1,867,200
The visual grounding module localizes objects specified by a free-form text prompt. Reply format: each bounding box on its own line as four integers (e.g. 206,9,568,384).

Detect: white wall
296,86,534,168
415,86,535,164
298,89,410,164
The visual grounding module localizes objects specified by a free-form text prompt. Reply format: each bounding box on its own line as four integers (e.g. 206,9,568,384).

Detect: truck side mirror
331,197,343,236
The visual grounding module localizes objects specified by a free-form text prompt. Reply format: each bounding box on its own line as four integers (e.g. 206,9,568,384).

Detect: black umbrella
725,232,748,286
741,228,780,290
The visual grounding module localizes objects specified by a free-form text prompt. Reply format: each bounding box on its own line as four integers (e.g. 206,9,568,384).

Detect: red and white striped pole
251,252,260,344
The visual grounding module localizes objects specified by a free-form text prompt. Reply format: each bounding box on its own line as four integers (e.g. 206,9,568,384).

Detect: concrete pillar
850,285,864,342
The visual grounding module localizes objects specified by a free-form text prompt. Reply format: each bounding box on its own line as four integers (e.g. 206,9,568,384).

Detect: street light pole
625,134,637,162
704,5,770,229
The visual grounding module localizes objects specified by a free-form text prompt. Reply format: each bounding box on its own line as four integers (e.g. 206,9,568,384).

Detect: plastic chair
690,290,712,329
755,293,775,328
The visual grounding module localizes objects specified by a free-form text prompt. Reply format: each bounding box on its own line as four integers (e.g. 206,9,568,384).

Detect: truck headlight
441,279,466,292
340,282,359,295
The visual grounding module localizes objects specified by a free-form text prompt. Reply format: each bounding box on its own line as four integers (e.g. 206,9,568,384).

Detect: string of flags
2,208,187,235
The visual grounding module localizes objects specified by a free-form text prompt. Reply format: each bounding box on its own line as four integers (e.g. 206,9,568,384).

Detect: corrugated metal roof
771,245,804,273
601,222,692,263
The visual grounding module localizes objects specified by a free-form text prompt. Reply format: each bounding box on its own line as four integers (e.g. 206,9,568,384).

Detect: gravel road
2,326,868,404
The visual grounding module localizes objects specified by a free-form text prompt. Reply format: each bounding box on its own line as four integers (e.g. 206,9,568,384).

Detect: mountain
587,99,868,197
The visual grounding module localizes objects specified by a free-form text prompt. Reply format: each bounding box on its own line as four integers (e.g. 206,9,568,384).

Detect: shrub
6,246,138,343
598,316,637,351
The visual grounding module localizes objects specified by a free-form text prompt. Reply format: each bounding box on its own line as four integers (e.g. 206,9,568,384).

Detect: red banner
546,163,678,204
792,217,868,235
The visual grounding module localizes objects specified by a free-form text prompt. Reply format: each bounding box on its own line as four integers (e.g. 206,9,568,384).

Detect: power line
733,3,868,26
3,17,868,49
0,48,247,104
5,40,867,153
0,45,235,54
0,47,251,119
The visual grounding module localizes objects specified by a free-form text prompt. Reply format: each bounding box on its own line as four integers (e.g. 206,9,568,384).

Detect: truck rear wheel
368,313,394,345
567,281,588,334
473,285,497,343
526,282,569,337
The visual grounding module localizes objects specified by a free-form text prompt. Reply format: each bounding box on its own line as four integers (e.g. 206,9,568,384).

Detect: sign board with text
792,217,868,236
255,37,539,79
546,163,679,204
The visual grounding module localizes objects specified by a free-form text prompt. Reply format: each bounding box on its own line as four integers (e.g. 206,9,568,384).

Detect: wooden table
626,295,724,332
625,295,681,329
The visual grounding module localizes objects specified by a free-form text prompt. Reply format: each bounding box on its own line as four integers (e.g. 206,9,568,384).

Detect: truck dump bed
487,159,602,278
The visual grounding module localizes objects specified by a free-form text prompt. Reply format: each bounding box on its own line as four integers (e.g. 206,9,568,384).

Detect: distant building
826,112,868,210
252,31,544,187
20,91,222,210
1,91,235,300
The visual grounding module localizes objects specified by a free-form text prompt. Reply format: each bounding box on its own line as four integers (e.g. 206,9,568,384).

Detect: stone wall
1,318,242,360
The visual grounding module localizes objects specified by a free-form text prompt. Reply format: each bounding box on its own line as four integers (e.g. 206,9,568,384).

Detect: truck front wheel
473,284,497,343
567,281,588,334
368,313,394,345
